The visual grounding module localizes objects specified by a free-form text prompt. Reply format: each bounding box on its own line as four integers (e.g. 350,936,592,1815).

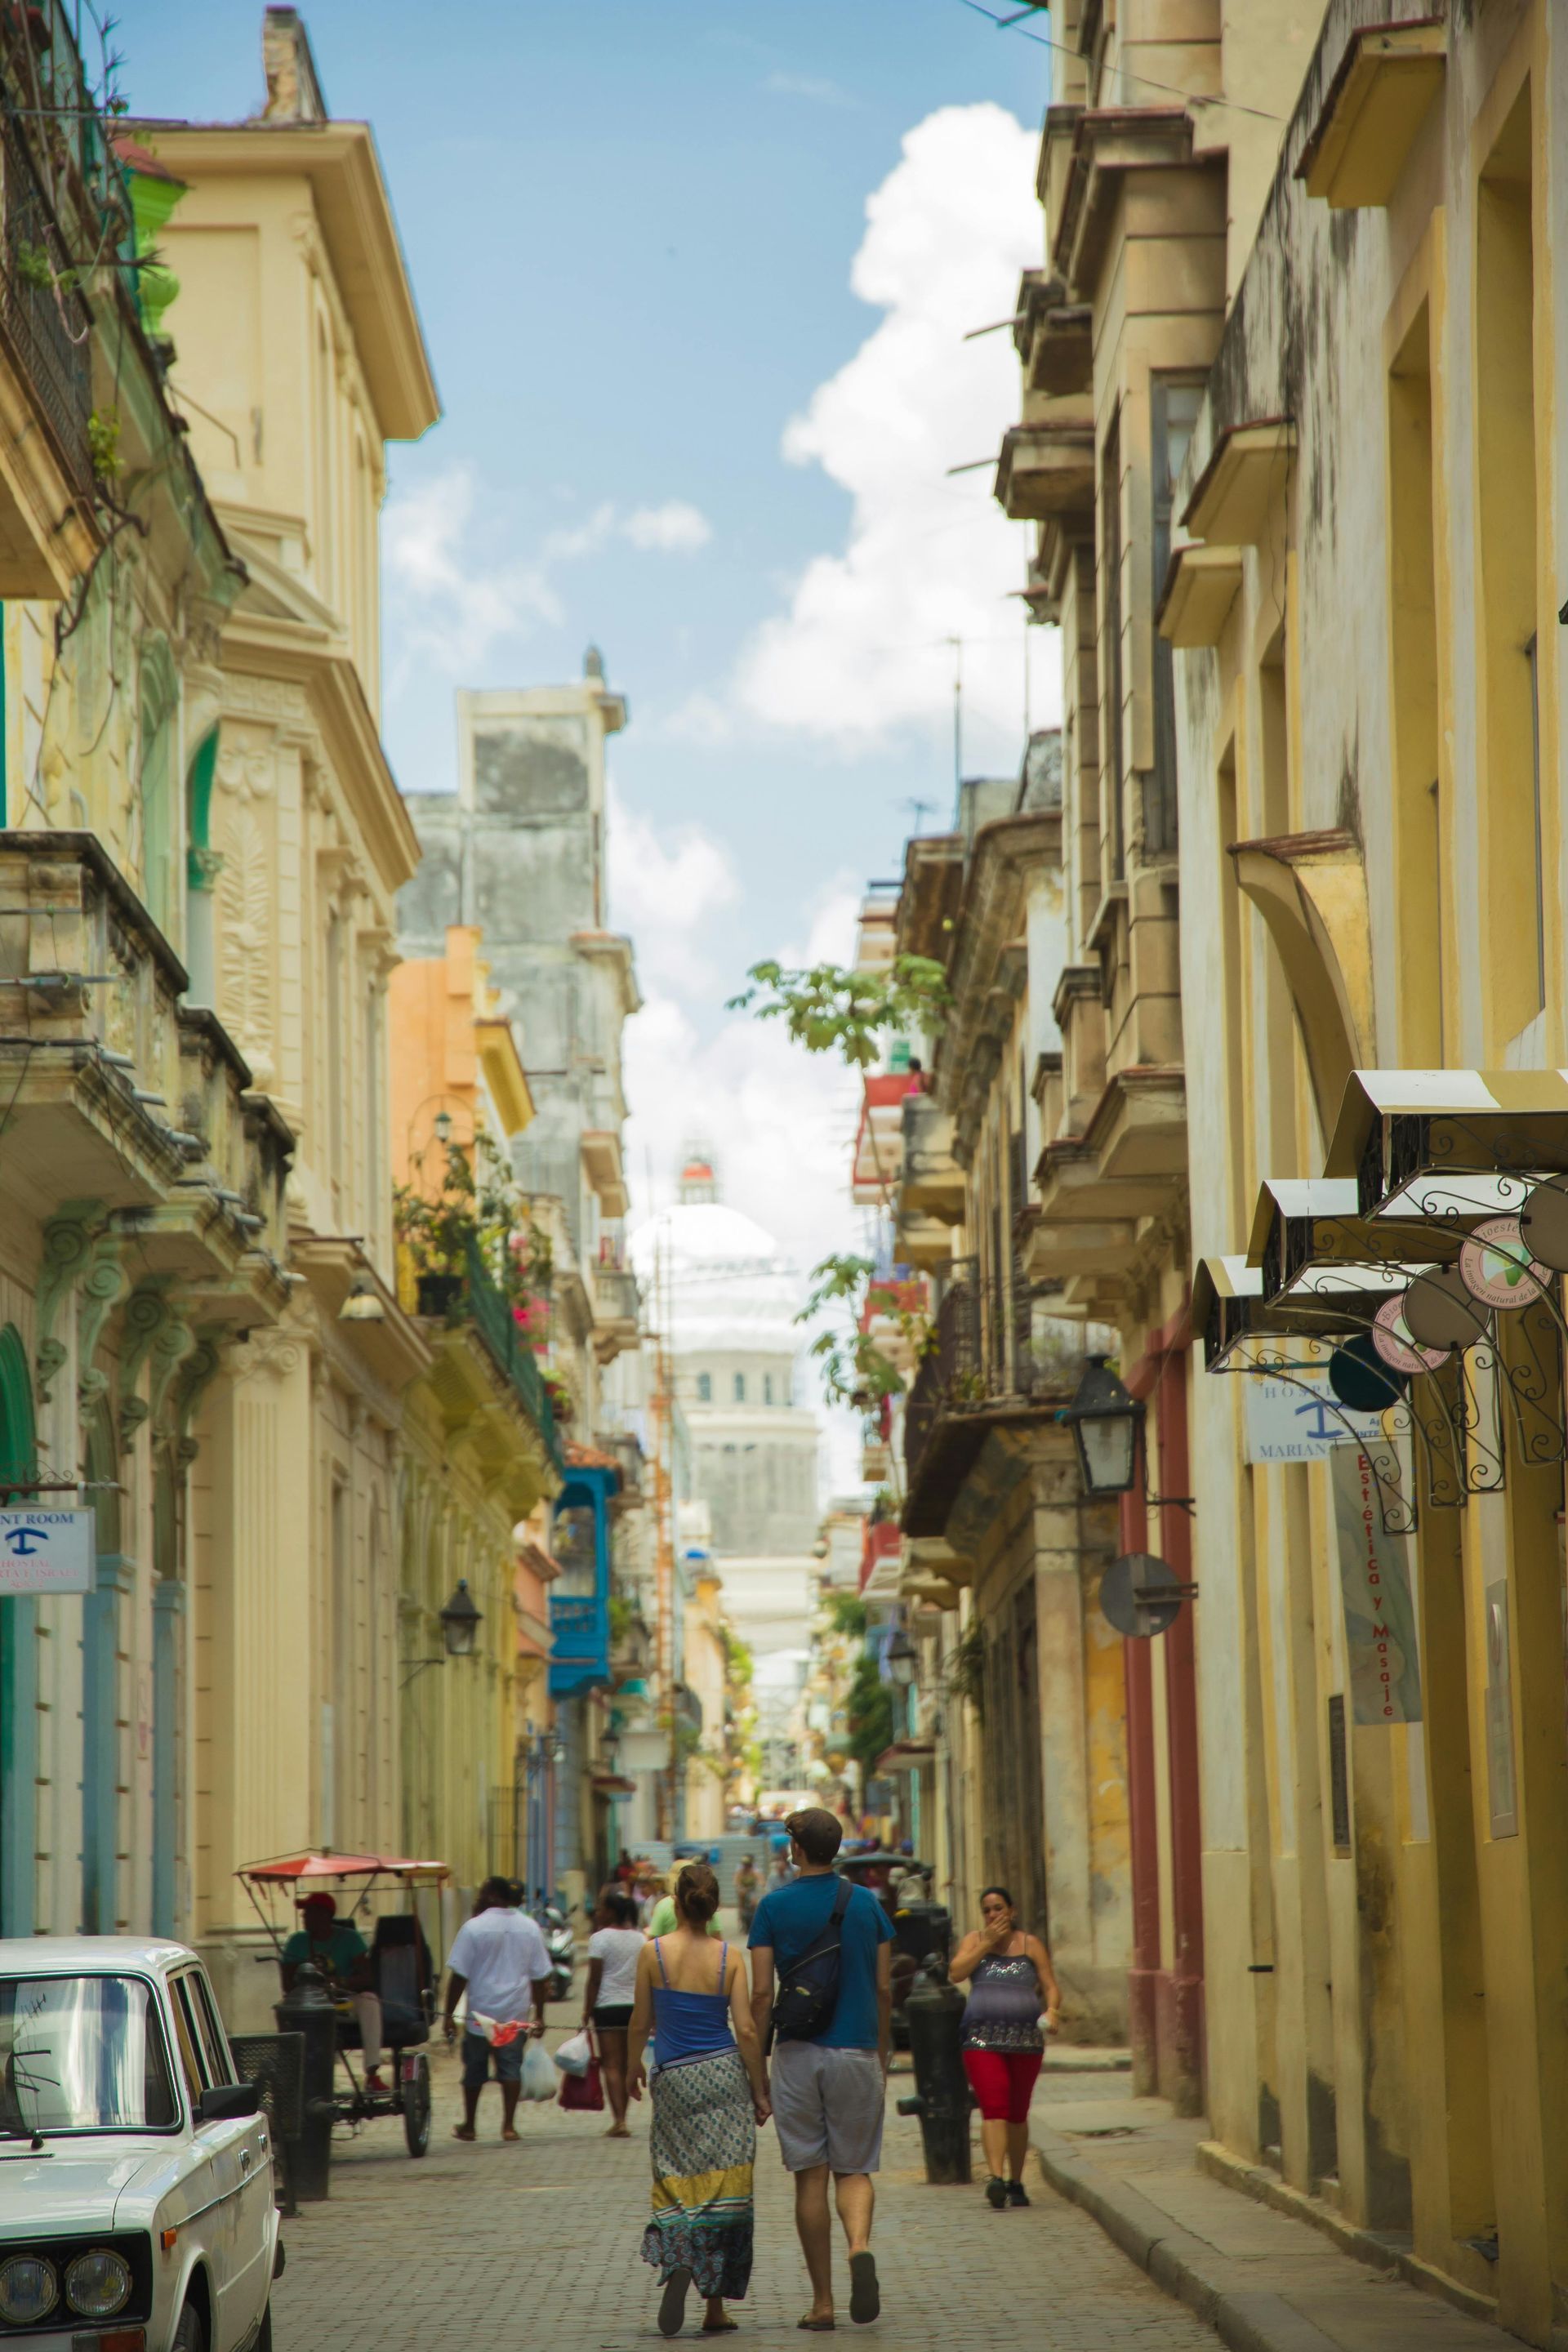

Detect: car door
171,1971,247,2350
189,1967,273,2343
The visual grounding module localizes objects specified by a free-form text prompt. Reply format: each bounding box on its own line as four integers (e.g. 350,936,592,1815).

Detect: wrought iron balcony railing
463,1238,566,1477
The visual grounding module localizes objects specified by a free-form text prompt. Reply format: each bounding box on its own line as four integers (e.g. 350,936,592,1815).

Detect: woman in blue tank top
628,1863,772,2336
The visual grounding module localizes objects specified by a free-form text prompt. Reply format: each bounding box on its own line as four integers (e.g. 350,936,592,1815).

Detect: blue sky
120,0,1056,1341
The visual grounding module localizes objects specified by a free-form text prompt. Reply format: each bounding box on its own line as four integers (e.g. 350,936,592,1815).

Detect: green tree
846,1650,894,1770
727,954,950,1069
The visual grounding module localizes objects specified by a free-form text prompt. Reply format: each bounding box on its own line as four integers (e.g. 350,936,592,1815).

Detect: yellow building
388,924,562,1899
996,0,1328,2110
0,6,289,1945
137,11,442,2020
1160,1,1568,2336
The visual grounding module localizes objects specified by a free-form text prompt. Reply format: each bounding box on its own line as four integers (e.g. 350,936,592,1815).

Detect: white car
0,1939,278,2351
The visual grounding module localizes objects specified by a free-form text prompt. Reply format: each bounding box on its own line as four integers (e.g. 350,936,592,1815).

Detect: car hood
0,2145,169,2233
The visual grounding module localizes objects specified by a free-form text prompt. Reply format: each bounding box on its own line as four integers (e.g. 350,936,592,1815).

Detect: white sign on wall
1243,1374,1386,1465
0,1509,96,1595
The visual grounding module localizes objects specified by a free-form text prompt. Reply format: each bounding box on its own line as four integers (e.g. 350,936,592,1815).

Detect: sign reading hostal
1330,1446,1422,1724
1243,1374,1384,1464
0,1509,96,1594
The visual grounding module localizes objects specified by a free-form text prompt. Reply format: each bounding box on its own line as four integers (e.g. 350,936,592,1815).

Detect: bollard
274,1962,337,2202
896,1960,971,2184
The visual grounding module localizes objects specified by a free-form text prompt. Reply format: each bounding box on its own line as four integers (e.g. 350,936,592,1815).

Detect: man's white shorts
770,2042,886,2175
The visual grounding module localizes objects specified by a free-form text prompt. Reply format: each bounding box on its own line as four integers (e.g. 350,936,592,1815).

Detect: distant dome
630,1164,801,1356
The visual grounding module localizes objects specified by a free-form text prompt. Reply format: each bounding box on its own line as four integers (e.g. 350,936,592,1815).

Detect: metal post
895,1963,971,2184
274,1962,336,2201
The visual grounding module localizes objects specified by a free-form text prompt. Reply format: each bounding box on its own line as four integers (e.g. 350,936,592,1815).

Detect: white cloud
732,102,1054,759
623,501,713,552
382,470,714,685
607,786,741,996
764,69,858,109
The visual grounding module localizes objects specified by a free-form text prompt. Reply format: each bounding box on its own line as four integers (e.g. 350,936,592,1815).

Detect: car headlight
64,2247,131,2319
0,2254,59,2324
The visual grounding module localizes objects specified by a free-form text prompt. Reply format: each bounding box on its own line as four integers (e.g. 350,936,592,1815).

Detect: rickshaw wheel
403,2050,432,2158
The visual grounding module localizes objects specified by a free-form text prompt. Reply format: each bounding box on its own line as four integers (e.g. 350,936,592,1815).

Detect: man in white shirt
443,1877,553,2141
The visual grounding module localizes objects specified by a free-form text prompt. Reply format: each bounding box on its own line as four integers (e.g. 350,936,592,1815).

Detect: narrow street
269,2021,1218,2351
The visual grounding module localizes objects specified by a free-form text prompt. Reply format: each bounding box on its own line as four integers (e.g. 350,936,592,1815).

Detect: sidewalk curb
1031,2126,1345,2352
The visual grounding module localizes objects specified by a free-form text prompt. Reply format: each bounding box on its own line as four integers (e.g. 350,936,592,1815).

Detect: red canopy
237,1850,448,1885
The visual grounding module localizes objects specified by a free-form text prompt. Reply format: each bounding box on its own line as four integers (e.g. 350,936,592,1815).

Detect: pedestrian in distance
442,1875,553,2143
734,1853,761,1933
648,1864,724,1940
585,1882,645,2137
628,1861,771,2337
947,1884,1062,2207
749,1806,893,2332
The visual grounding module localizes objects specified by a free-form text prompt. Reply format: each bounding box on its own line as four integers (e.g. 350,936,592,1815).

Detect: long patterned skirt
641,2046,755,2301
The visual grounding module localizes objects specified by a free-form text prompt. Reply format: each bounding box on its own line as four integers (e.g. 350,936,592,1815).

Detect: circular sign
1372,1298,1450,1378
1519,1181,1568,1274
1328,1333,1405,1413
1404,1267,1489,1352
1458,1215,1547,1312
1099,1553,1183,1640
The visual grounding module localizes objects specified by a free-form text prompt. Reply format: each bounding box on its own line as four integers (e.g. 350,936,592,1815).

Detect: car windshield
0,1976,179,2135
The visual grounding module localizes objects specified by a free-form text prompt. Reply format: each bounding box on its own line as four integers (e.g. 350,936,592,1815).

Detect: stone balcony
0,831,202,1210
589,1259,639,1362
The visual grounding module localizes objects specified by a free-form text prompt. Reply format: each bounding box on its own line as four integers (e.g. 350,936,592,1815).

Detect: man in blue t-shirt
749,1808,893,2332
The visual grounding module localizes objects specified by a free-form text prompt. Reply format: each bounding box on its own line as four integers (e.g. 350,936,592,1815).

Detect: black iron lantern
439,1578,482,1658
885,1624,918,1689
1058,1355,1143,1495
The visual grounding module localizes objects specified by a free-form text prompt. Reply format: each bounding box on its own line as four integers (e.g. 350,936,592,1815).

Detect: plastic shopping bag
553,2028,592,2078
559,2034,604,2113
519,2035,558,2103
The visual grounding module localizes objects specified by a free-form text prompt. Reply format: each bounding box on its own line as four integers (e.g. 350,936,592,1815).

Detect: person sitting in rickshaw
282,1891,386,2093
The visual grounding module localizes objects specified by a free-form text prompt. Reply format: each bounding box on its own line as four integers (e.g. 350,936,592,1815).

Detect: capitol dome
629,1151,802,1356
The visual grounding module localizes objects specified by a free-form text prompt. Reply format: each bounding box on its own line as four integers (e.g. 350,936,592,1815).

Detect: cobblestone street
268,2020,1221,2352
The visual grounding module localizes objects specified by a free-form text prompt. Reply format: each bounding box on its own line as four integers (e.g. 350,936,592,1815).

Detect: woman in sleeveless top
628,1863,771,2336
948,1883,1061,2207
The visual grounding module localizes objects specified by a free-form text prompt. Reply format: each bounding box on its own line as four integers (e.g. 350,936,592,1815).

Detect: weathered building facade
1164,0,1568,2336
995,0,1333,2109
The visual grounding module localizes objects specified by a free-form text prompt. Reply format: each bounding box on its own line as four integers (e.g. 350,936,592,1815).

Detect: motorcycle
540,1900,577,2002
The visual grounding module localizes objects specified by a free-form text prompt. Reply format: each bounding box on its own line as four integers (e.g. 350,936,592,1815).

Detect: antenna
900,795,937,836
946,635,964,808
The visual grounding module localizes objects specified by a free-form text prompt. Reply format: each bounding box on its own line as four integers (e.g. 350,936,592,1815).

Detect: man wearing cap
282,1891,387,2092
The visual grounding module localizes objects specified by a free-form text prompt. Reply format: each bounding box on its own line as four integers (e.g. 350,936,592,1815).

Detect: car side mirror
197,2082,261,2124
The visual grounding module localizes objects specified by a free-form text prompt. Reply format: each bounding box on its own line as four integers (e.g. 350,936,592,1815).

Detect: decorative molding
118,1279,174,1451
240,1322,307,1383
76,1229,129,1422
173,1327,228,1468
35,1200,106,1403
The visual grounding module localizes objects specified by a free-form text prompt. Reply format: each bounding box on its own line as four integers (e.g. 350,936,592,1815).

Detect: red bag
559,2030,604,2112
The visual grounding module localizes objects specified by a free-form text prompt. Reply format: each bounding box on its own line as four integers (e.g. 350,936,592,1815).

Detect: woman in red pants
948,1886,1061,2207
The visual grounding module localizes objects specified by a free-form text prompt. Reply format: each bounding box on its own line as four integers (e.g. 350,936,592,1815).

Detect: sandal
451,2125,475,2142
797,2321,835,2333
659,2265,693,2338
849,2253,880,2326
702,2321,738,2335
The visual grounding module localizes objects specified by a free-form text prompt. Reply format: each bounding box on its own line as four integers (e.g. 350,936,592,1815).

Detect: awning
1326,1070,1568,1223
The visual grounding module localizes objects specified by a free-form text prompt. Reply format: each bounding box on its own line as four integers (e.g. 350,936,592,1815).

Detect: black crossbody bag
771,1878,854,2044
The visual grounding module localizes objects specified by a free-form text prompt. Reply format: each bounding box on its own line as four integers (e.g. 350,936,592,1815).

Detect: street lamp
885,1625,918,1689
438,1578,482,1658
338,1273,386,1324
1058,1355,1142,1495
433,1108,454,1148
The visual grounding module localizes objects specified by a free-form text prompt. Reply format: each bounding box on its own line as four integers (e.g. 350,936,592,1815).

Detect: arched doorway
0,1325,38,1934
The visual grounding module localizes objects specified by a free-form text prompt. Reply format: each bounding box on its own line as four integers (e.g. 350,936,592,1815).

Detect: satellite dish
1100,1552,1184,1639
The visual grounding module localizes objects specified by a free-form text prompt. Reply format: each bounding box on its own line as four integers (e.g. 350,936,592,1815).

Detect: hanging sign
1243,1373,1384,1463
1330,1446,1422,1724
0,1509,96,1595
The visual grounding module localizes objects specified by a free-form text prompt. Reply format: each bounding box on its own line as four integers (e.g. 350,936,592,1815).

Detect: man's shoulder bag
772,1878,853,2044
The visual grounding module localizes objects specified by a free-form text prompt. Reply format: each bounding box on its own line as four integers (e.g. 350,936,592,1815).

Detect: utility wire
958,0,1285,125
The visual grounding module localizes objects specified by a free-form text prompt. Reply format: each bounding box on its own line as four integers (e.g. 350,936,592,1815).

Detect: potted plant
394,1124,554,1325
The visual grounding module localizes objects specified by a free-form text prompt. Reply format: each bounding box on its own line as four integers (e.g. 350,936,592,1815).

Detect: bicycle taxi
237,1849,447,2158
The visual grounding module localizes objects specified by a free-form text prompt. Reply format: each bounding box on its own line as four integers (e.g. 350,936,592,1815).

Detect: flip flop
450,2125,475,2142
849,2253,880,2326
659,2265,693,2338
797,2320,835,2333
702,2321,738,2335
